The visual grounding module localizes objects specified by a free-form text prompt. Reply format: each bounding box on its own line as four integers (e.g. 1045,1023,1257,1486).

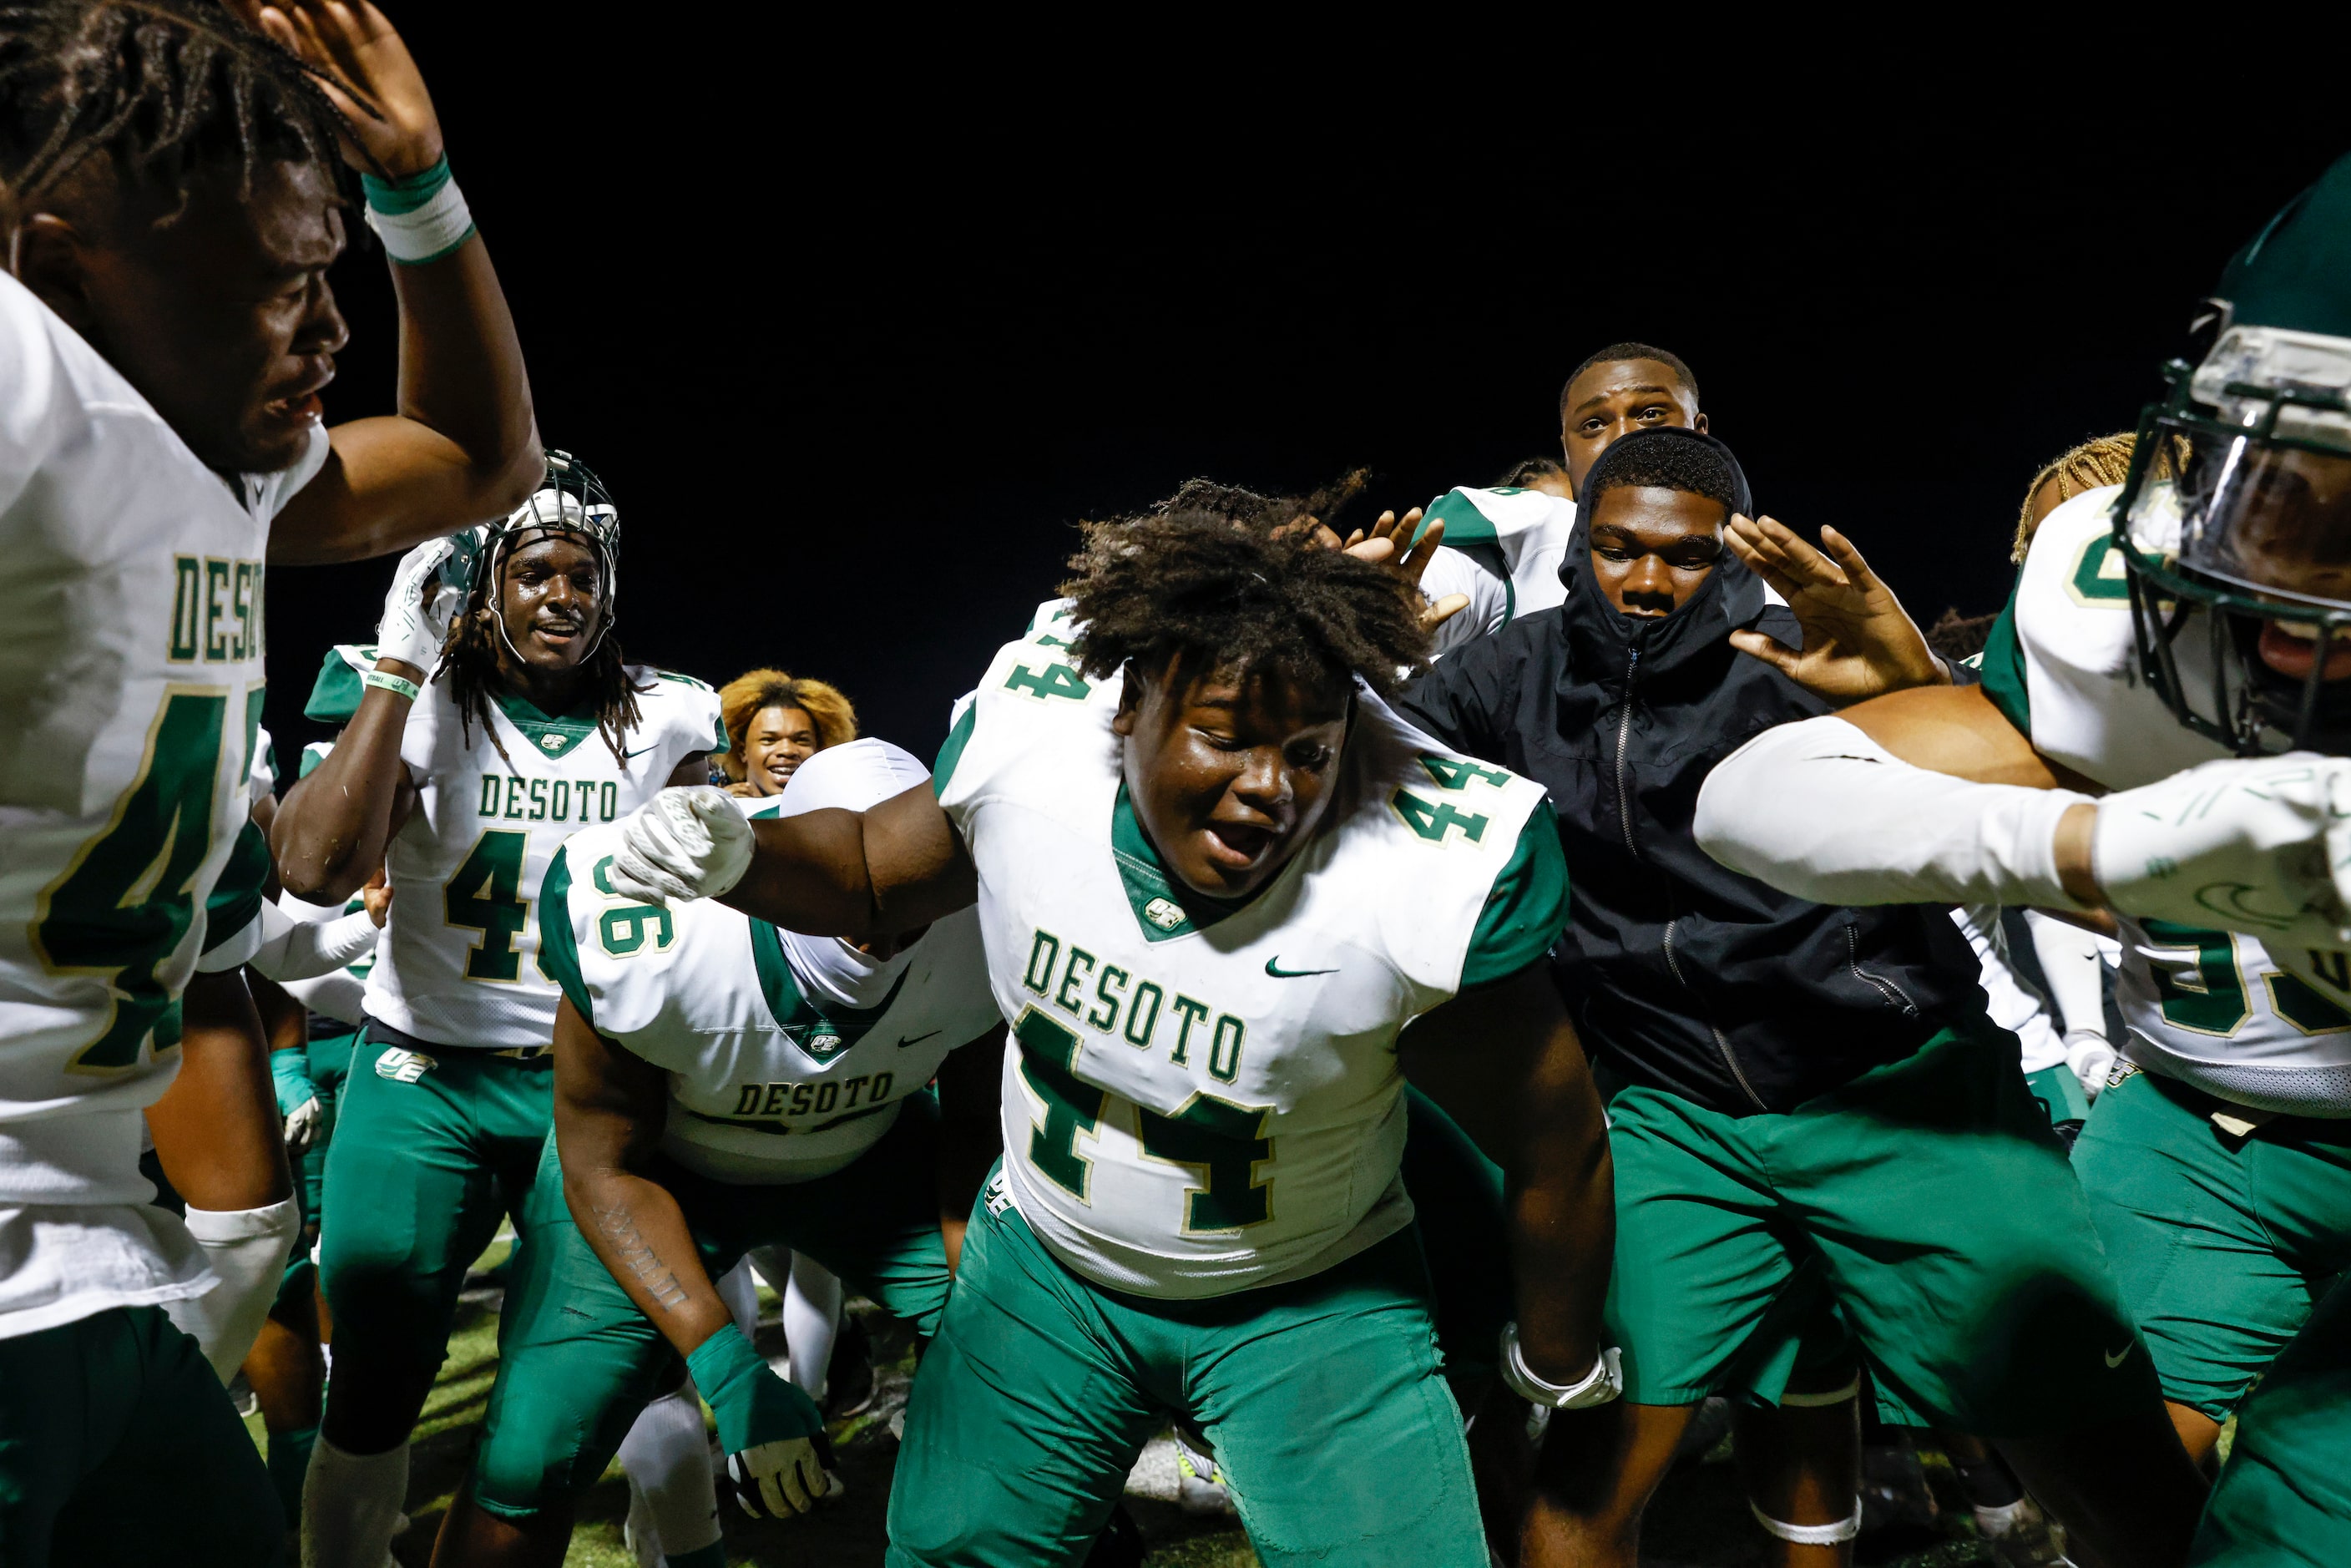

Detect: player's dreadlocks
2012,431,2187,564
437,529,648,771
1062,480,1431,702
0,0,353,215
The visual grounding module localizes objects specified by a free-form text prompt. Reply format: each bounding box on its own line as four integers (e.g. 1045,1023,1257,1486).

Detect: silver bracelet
1499,1323,1623,1410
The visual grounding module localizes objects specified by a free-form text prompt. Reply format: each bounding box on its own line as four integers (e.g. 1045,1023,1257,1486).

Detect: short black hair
1063,482,1430,702
1496,455,1566,488
0,0,350,211
1582,427,1738,516
1560,341,1700,412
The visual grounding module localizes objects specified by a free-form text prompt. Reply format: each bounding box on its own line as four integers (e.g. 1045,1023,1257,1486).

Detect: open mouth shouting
2258,620,2351,682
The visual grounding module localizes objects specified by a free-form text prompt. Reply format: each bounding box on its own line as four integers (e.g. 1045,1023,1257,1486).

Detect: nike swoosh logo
623,745,659,759
2105,1344,2133,1368
895,1031,940,1049
1265,958,1337,979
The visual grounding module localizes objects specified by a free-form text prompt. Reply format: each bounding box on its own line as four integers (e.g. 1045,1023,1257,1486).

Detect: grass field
247,1235,2136,1566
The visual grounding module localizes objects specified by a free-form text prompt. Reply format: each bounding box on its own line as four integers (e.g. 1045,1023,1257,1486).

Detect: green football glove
686,1325,834,1519
270,1048,324,1155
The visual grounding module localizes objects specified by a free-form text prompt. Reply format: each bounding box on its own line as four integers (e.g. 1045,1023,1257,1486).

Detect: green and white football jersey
538,816,998,1183
306,649,724,1050
1982,486,2351,1115
1413,487,1577,655
935,603,1569,1298
0,271,327,1334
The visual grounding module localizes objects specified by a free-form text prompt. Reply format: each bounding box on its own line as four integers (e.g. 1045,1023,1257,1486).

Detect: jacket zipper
1845,923,1921,1016
1663,918,1767,1111
1613,640,1642,856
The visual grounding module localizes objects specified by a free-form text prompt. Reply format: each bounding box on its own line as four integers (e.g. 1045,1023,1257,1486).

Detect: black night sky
260,26,2350,774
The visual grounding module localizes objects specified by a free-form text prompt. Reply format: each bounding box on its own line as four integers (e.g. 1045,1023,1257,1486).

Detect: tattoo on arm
591,1199,689,1311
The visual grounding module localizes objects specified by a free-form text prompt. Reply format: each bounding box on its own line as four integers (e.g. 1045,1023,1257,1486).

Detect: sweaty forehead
164,156,345,273
1170,660,1351,732
505,531,600,570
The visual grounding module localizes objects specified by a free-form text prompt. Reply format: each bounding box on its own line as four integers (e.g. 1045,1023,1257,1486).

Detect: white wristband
363,160,477,265
1499,1323,1623,1409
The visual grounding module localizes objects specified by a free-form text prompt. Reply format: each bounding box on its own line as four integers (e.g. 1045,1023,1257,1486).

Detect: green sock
667,1545,727,1568
267,1422,320,1527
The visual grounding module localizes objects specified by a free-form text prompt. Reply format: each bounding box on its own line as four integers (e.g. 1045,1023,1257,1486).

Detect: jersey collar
746,920,913,1065
1110,782,1258,943
492,688,600,761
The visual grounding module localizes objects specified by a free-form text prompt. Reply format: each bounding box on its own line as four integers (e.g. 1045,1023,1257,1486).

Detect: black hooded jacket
1398,432,1984,1116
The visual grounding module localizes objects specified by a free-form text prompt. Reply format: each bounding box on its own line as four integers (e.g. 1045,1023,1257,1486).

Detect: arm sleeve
1693,715,2091,911
281,969,367,1028
537,847,594,1026
1458,812,1570,990
2025,909,2110,1044
247,904,380,983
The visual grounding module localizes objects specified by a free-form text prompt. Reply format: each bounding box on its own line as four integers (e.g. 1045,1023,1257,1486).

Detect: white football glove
2094,756,2351,953
724,1435,837,1520
605,787,755,906
375,536,460,672
281,1093,325,1156
2064,1030,2118,1101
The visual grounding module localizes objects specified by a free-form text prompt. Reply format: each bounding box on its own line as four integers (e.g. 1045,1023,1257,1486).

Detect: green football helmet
2115,149,2351,754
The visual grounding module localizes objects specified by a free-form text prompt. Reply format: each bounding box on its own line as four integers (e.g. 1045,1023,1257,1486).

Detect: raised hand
1723,513,1948,703
230,1,445,177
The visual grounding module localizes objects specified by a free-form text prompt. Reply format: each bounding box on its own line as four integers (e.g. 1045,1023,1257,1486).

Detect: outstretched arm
1697,685,2351,962
608,781,977,938
237,2,540,564
1398,963,1613,1388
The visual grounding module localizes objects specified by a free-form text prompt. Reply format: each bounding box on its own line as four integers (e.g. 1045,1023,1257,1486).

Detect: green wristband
361,669,421,702
685,1325,822,1453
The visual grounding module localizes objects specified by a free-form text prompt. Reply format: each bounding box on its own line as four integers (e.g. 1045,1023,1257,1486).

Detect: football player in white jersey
607,493,1618,1566
1696,154,2351,1565
271,454,722,1568
431,739,1004,1568
0,2,537,1560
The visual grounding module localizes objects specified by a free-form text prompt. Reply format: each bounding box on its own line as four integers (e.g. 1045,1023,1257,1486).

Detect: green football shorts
469,1097,953,1520
317,1028,553,1381
2073,1067,2351,1420
0,1306,284,1566
2190,1273,2351,1566
884,1166,1485,1568
1603,1019,2156,1436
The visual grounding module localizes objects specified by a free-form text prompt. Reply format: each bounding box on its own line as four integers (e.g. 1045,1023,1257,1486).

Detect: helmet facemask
2116,326,2351,755
460,449,622,670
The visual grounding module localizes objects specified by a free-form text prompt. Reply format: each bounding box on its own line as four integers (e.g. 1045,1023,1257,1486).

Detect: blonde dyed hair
2012,431,2187,563
717,669,858,781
